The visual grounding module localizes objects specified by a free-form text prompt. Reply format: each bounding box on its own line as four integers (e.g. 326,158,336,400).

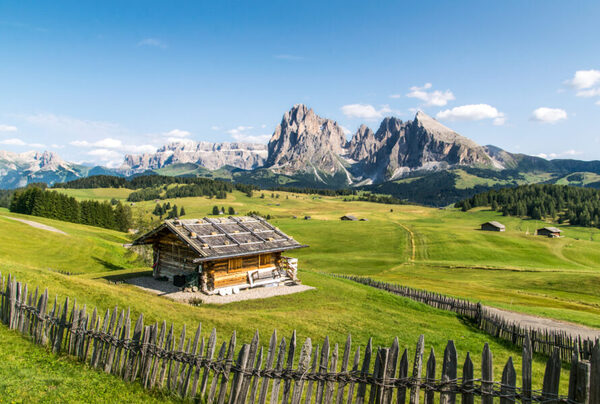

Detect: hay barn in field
340,215,358,221
480,221,505,232
132,216,308,295
537,227,561,238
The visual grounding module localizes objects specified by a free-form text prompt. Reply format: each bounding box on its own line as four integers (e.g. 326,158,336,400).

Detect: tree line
455,184,600,228
9,187,133,232
53,174,257,201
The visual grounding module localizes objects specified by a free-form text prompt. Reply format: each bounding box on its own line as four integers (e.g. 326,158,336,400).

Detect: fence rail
1,272,599,403
335,275,600,364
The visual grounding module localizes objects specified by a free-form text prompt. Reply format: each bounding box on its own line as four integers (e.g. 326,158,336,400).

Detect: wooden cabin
132,216,308,295
481,221,505,232
340,215,358,221
537,227,561,238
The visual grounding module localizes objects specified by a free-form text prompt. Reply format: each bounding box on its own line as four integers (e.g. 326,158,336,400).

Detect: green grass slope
0,206,571,398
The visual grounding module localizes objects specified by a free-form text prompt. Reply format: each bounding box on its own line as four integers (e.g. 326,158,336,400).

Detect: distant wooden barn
480,221,505,232
537,227,561,238
340,215,358,221
132,216,308,295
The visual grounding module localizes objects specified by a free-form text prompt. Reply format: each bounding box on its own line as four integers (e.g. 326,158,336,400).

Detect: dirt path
3,216,68,235
485,306,600,340
395,221,416,261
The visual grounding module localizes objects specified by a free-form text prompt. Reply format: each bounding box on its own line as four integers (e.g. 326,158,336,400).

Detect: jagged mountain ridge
2,104,600,201
264,105,498,184
121,141,268,174
0,150,89,189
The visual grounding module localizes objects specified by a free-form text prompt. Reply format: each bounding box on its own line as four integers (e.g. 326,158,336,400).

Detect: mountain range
2,104,600,205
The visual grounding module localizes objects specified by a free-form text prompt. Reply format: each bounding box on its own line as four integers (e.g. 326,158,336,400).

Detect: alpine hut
480,221,505,232
132,216,308,295
537,227,561,238
340,215,358,221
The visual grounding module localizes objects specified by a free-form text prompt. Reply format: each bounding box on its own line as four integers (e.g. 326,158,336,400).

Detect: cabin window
242,256,259,269
259,254,272,267
228,258,243,272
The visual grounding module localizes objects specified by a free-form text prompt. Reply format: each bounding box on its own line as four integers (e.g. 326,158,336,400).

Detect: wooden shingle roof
132,215,308,262
539,226,561,233
482,221,505,229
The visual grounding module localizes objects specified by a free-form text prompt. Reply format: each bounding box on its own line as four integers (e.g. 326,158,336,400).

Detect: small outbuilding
537,227,561,238
340,215,358,221
132,215,308,295
481,221,505,232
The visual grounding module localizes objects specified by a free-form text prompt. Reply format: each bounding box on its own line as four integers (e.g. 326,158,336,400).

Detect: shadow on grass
92,257,126,271
101,270,153,283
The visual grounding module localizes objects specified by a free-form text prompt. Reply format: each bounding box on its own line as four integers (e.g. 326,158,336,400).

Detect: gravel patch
3,216,68,235
126,276,315,304
485,306,600,340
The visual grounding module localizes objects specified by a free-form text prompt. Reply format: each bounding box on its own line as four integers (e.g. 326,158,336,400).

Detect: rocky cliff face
266,106,497,184
266,104,348,178
0,150,86,188
355,111,494,181
122,141,268,173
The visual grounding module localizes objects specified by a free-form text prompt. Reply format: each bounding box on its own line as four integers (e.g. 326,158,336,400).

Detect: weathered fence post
590,342,600,404
440,341,457,404
500,357,516,404
542,348,561,404
409,334,424,404
522,334,533,404
424,348,435,404
481,343,493,404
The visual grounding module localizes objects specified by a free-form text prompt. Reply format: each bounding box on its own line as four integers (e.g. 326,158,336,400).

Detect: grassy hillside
0,326,175,403
106,189,600,328
0,205,576,399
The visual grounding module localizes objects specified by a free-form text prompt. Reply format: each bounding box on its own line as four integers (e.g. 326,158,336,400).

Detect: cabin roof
341,215,358,220
482,221,505,229
132,215,308,262
539,226,561,233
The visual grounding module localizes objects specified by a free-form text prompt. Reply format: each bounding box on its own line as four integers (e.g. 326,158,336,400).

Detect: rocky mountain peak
266,104,347,176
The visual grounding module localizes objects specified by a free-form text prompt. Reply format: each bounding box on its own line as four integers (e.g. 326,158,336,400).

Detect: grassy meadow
2,187,600,400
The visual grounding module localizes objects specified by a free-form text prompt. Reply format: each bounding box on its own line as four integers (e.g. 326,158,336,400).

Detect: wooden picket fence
1,272,599,403
335,275,600,364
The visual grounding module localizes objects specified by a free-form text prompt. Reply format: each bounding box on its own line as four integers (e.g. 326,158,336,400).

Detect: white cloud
405,83,455,107
566,70,600,89
576,88,600,98
536,150,582,160
596,100,600,106
70,137,155,154
530,107,567,124
0,138,26,146
87,149,122,161
340,126,351,136
138,38,167,49
166,137,195,144
340,104,392,120
436,104,506,125
566,70,600,101
165,129,191,138
0,124,17,132
231,133,271,143
227,126,254,136
210,126,220,131
274,54,304,61
28,143,46,148
225,125,270,143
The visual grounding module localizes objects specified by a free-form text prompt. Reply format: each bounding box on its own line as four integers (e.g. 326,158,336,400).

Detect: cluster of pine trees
9,187,133,231
211,206,237,215
455,184,600,228
152,202,185,219
54,175,258,202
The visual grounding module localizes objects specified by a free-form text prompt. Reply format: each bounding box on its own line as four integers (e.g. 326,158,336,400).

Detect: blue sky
0,1,599,166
